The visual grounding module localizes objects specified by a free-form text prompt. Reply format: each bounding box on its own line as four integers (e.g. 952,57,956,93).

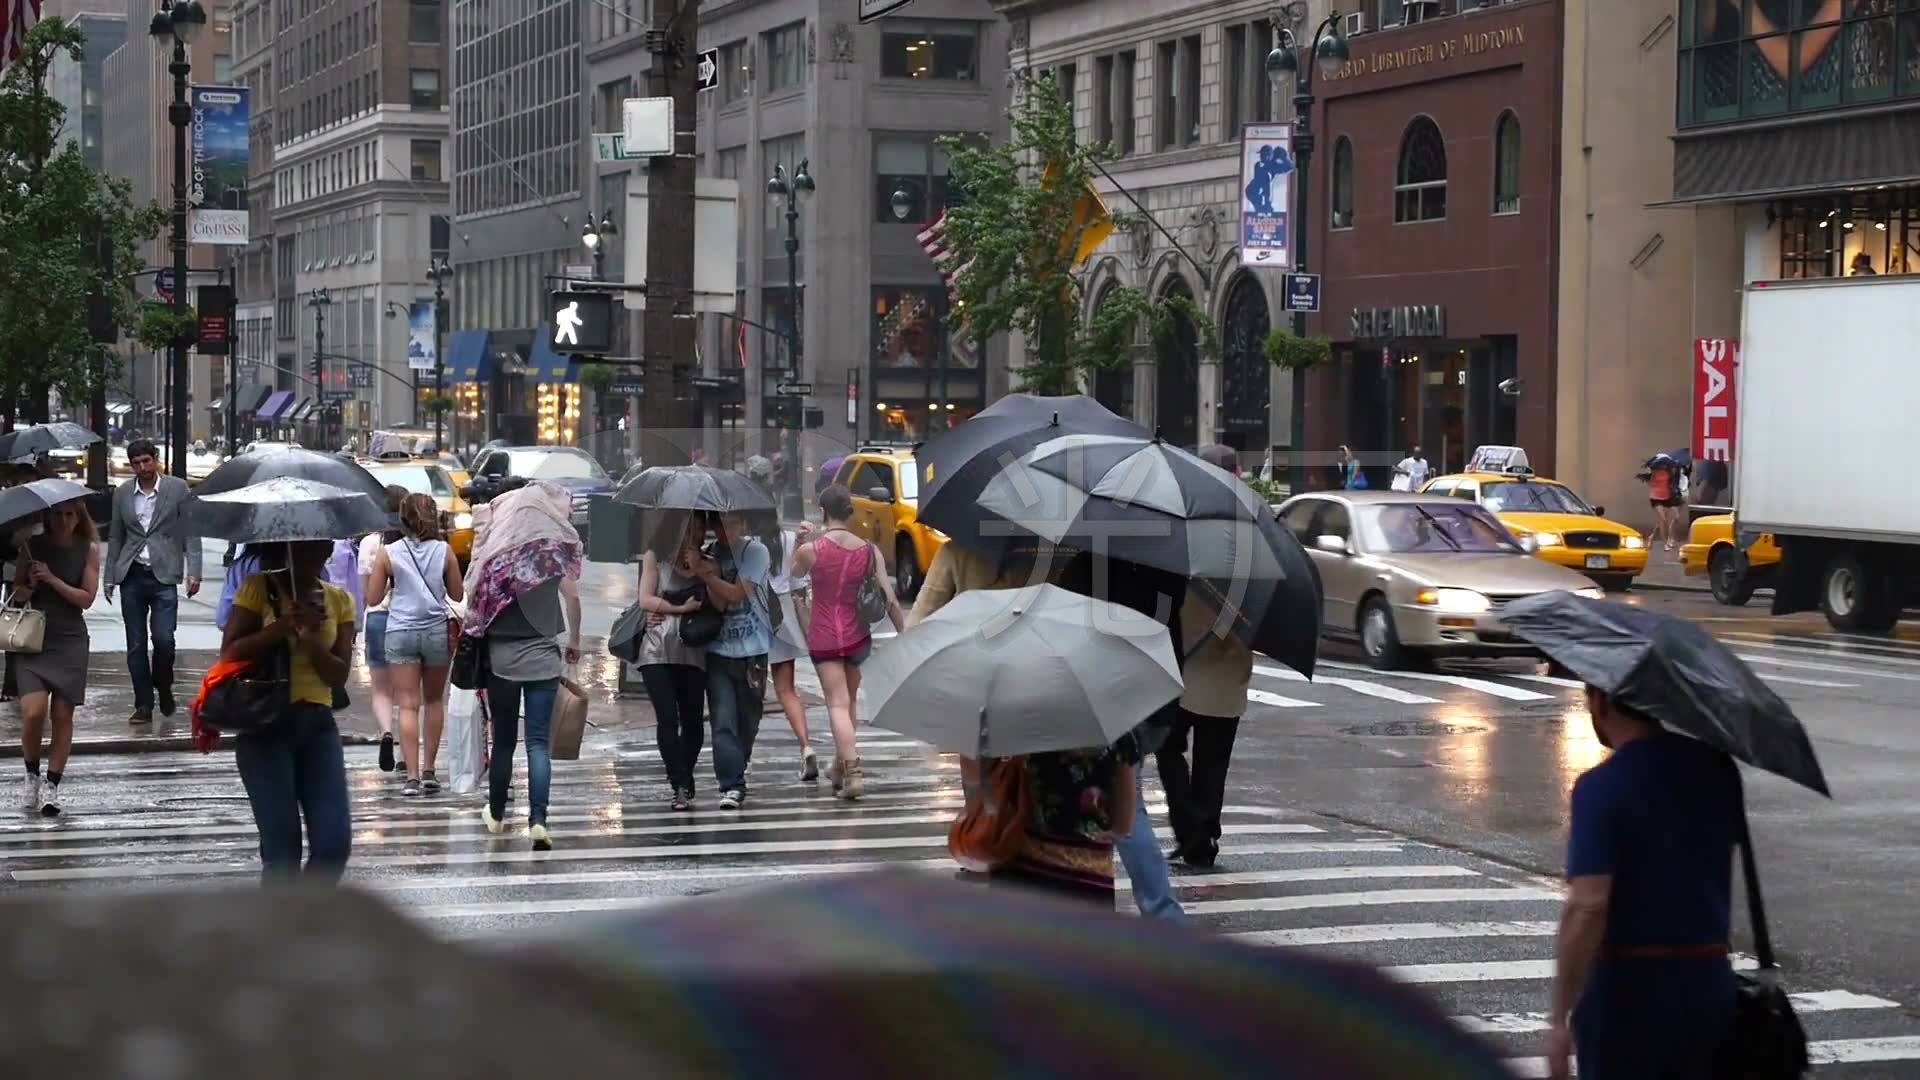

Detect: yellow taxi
1422,458,1647,591
369,429,470,490
1680,513,1781,607
360,454,475,566
832,447,949,598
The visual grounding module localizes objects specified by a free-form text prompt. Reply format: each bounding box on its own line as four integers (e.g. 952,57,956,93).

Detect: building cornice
273,106,449,162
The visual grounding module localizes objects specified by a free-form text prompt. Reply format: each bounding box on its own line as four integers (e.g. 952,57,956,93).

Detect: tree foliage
938,74,1218,395
1264,325,1332,371
0,20,169,417
132,304,199,352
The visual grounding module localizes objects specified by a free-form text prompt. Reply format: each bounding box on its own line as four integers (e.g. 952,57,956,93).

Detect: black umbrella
922,431,1322,676
1502,591,1830,796
0,422,100,463
915,394,1147,556
186,476,389,543
0,478,93,529
614,465,775,514
193,445,388,503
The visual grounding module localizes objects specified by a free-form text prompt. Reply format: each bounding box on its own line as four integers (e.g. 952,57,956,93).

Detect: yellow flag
1042,161,1115,267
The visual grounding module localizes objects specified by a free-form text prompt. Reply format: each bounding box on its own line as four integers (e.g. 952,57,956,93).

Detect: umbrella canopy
0,477,93,529
926,431,1322,675
861,584,1183,756
1502,591,1830,795
186,476,389,543
0,422,99,463
193,444,388,503
613,464,775,514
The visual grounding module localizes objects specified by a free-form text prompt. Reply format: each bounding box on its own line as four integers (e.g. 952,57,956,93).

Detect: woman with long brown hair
367,493,463,796
13,497,101,817
636,510,708,811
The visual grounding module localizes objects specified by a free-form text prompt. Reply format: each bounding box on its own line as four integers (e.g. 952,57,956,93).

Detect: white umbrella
862,584,1183,757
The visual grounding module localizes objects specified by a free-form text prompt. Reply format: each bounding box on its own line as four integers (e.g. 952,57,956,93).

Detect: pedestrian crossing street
3,725,1918,1073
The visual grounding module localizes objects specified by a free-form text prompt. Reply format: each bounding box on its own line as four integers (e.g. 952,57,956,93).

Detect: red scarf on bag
188,659,253,754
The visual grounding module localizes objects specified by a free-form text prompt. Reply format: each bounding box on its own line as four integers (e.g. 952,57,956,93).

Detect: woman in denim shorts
366,494,463,796
359,486,407,776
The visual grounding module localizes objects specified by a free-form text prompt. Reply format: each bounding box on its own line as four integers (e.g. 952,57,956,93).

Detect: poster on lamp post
407,301,437,371
188,85,250,245
1239,123,1294,270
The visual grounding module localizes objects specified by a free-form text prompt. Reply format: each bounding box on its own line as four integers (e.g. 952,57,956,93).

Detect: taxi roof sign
1468,445,1532,475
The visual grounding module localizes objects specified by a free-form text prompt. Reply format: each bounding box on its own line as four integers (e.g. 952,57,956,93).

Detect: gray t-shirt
488,578,565,682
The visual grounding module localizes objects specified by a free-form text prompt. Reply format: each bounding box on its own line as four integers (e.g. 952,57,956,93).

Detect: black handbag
1716,773,1811,1079
675,554,727,647
450,630,488,690
201,583,292,733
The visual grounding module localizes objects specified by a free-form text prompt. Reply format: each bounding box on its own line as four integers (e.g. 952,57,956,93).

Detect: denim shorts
384,623,450,666
363,611,389,668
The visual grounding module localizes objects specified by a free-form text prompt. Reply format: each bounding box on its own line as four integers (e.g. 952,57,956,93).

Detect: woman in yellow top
219,540,358,879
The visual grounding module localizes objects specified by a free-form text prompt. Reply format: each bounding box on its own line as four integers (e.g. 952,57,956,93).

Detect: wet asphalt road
12,557,1920,1073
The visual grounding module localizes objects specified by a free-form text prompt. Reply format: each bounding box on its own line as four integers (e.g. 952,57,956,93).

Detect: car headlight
454,512,473,530
1621,535,1646,550
1574,587,1606,600
1415,588,1492,613
1532,532,1564,548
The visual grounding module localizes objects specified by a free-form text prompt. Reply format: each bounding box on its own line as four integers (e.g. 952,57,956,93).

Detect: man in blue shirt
695,513,772,810
1549,686,1740,1079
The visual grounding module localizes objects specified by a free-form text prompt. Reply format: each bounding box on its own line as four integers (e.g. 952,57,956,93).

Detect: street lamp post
766,159,814,518
581,210,619,282
308,288,331,446
148,0,207,479
1267,8,1349,496
427,258,451,450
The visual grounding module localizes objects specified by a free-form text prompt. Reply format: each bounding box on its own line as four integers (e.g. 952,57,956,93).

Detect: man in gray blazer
105,440,202,722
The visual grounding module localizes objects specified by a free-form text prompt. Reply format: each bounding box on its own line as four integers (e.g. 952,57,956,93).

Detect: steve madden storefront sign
1328,24,1526,80
1351,305,1447,340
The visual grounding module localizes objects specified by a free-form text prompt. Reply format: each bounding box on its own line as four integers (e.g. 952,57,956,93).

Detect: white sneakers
718,790,744,810
478,805,505,835
530,824,552,852
20,773,40,813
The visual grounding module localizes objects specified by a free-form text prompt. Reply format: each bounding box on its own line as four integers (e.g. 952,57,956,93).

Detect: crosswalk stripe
1230,920,1558,947
1454,990,1900,1034
1722,631,1920,666
1181,886,1559,916
1388,955,1759,985
1735,653,1920,682
1247,688,1320,708
1255,664,1444,704
1510,673,1584,690
1318,660,1553,701
1506,1035,1920,1076
1121,865,1478,891
1754,673,1858,688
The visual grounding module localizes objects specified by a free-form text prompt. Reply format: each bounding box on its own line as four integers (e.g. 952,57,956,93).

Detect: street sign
155,267,176,302
1282,272,1322,314
696,48,719,92
620,97,674,158
592,133,646,163
775,381,813,397
323,389,354,402
548,291,615,354
196,283,233,355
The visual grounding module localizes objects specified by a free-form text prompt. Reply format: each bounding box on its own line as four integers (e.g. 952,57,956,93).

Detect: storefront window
1678,0,1920,126
1773,187,1920,278
871,285,981,442
879,20,979,81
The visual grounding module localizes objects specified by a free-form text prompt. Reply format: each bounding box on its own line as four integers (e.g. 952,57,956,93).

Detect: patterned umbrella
186,476,388,542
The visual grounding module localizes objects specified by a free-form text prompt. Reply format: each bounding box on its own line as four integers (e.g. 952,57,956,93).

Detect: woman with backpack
790,484,906,802
365,494,463,797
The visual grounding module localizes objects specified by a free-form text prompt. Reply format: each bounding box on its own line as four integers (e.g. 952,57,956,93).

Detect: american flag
914,209,971,304
2,0,42,67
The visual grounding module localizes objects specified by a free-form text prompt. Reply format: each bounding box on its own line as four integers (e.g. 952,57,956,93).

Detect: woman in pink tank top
790,484,906,800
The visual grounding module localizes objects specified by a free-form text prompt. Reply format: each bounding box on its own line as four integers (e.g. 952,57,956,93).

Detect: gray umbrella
615,464,776,514
0,478,93,529
186,476,389,543
0,422,100,463
861,584,1183,756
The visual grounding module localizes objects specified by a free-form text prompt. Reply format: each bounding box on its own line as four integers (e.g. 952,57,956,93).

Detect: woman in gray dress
13,497,101,818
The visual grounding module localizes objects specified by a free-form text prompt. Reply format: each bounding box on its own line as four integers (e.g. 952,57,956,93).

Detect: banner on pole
407,301,437,371
189,85,251,245
1692,338,1738,463
1238,124,1294,270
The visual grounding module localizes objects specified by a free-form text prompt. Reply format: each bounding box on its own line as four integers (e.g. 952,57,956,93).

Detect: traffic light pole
639,0,697,469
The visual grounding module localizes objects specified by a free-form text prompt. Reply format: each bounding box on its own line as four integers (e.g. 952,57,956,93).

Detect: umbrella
193,444,388,503
0,477,93,529
0,422,99,463
1502,591,1830,795
861,584,1183,756
926,431,1322,676
186,476,389,543
613,464,775,514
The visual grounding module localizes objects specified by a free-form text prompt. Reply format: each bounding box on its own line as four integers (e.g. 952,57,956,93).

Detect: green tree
0,19,168,420
938,74,1217,395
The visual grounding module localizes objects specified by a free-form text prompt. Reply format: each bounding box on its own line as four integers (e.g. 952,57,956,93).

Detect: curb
1630,580,1712,595
1,732,385,759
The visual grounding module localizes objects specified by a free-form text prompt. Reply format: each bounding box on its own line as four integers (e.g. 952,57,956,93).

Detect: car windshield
1481,480,1592,515
507,450,607,481
897,463,919,502
1359,503,1522,554
374,466,452,498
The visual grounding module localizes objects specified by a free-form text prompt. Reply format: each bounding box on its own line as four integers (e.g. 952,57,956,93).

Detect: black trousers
641,663,706,793
1154,709,1242,855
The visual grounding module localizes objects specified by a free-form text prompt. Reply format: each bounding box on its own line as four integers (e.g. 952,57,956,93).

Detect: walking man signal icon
554,301,583,346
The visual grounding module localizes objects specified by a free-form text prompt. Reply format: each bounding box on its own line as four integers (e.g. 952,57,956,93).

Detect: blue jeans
119,563,178,711
706,654,763,794
1116,766,1186,922
488,674,556,826
234,704,351,880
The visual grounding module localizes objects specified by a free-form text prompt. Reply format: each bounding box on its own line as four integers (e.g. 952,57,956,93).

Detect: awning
1669,107,1920,205
207,398,225,411
256,390,294,420
106,402,132,416
446,330,493,382
288,399,315,422
235,386,272,415
528,324,578,383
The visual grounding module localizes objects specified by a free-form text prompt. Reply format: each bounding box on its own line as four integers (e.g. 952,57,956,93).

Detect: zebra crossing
3,721,1917,1073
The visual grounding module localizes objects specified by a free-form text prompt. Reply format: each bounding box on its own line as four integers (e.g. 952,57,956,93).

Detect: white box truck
1735,275,1920,632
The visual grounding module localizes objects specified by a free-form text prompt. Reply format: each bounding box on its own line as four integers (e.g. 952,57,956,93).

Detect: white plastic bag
445,685,485,795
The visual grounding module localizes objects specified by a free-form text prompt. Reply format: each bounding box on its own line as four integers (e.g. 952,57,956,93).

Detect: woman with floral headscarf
464,480,582,851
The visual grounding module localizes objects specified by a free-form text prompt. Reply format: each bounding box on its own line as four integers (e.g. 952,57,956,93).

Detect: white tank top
385,536,449,631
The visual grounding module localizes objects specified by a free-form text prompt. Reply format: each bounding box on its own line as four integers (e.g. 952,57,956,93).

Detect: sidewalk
1633,547,1708,593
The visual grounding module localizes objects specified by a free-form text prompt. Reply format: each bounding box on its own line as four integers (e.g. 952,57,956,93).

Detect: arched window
1493,112,1521,215
1393,117,1447,224
1331,137,1355,230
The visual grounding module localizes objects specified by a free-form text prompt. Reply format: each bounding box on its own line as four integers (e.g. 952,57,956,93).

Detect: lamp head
766,165,789,197
1265,44,1298,90
792,159,815,201
598,210,618,236
581,222,600,250
170,0,208,43
889,187,912,221
1315,29,1351,80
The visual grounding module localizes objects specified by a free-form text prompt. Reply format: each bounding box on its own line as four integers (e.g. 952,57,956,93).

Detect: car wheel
1358,595,1409,671
1593,573,1634,593
895,538,923,600
1708,547,1754,607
